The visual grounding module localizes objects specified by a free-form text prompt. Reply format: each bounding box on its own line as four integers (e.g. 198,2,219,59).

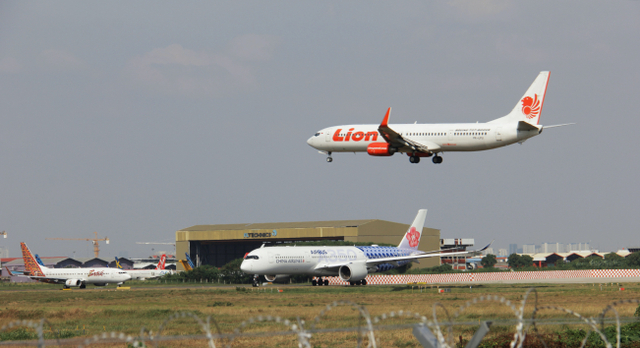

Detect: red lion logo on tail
521,94,541,120
405,227,420,248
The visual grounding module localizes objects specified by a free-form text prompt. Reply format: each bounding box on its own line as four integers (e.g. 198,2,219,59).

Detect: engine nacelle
367,142,396,156
338,262,368,282
466,263,477,270
65,279,81,287
264,275,290,283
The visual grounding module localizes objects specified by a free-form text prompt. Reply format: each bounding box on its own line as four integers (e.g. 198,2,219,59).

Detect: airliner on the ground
18,242,131,289
115,254,174,280
307,71,573,163
240,209,490,286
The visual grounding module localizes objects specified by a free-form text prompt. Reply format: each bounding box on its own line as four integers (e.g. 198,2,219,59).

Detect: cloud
124,35,280,98
0,57,22,74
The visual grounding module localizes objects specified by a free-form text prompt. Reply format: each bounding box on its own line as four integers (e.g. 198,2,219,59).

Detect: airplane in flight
17,242,131,289
240,209,490,286
115,254,174,280
307,71,573,163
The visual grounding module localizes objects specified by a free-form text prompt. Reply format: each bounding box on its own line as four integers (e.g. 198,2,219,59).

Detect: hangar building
176,218,440,270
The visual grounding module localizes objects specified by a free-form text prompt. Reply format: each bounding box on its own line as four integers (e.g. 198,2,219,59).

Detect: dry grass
0,282,638,347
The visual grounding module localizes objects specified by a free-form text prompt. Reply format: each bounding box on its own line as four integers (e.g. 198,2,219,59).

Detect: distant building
508,244,518,255
498,248,508,256
522,244,536,254
0,247,8,258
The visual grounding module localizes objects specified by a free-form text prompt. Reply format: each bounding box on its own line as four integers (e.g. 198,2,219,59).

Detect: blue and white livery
240,209,490,286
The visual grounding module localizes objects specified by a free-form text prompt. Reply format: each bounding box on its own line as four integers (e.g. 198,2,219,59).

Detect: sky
1,1,639,259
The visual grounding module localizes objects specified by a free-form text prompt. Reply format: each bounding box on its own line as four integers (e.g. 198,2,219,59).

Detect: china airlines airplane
307,71,573,163
240,209,490,286
18,242,131,289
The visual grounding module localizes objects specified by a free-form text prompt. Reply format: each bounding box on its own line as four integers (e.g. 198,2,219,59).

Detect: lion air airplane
115,254,174,280
307,71,573,163
240,209,490,286
17,242,131,289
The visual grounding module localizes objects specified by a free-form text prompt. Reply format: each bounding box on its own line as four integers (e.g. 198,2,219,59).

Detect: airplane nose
307,136,314,146
240,261,251,273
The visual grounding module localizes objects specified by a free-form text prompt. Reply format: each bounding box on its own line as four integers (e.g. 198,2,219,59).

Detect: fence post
464,321,491,348
413,324,441,348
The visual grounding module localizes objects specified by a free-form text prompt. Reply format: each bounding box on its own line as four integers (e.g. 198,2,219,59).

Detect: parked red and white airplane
116,254,174,280
307,71,573,163
240,209,490,286
17,242,131,289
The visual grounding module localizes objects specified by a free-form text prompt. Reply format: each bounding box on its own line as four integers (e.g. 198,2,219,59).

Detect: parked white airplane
18,242,131,289
240,209,490,286
307,71,573,163
116,254,174,280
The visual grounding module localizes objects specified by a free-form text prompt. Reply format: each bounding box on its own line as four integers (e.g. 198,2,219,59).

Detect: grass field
1,281,639,347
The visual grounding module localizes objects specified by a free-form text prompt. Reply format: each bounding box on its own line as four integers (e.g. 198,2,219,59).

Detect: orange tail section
156,254,167,270
20,242,45,277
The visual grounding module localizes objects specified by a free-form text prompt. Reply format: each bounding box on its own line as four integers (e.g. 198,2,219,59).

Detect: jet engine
466,263,477,270
65,279,81,287
338,262,368,282
367,143,396,156
264,275,290,284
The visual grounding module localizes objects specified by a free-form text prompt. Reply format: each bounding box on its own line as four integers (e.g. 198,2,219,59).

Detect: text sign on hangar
244,230,278,239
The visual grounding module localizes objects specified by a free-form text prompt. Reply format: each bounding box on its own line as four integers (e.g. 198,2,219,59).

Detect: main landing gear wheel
79,282,86,289
312,279,317,286
324,279,329,286
409,155,420,164
432,155,443,164
362,279,367,286
326,152,333,162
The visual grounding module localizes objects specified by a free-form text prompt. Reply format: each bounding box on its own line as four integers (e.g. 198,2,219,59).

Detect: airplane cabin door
448,130,454,141
496,127,503,141
268,252,275,264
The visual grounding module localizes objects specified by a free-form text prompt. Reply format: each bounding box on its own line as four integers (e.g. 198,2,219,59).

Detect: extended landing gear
326,152,333,163
312,277,329,286
349,279,368,286
79,282,86,289
252,275,260,287
409,155,420,164
432,155,443,164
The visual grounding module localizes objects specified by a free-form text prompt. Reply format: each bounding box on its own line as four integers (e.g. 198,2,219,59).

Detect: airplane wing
378,108,441,154
25,275,68,284
314,242,493,271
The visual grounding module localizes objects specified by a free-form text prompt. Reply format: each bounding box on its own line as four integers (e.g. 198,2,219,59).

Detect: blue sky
1,1,639,258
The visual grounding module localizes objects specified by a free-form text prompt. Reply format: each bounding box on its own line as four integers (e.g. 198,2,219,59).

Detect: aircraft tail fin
156,254,167,270
20,242,46,277
397,209,428,250
489,71,550,125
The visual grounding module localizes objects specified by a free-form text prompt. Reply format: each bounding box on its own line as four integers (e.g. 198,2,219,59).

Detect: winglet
478,240,494,252
380,107,391,128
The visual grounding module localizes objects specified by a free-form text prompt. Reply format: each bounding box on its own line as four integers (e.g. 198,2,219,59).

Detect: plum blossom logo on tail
521,94,541,120
406,227,420,248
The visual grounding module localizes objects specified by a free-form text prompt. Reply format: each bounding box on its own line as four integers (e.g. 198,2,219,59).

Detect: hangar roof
180,219,377,231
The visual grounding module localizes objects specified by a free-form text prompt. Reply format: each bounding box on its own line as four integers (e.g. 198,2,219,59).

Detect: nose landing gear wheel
252,275,260,287
326,152,333,162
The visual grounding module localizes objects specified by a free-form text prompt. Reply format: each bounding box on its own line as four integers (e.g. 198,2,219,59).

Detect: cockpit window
245,255,259,260
314,133,320,137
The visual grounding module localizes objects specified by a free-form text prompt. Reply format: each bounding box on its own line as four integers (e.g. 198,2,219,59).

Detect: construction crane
46,231,109,258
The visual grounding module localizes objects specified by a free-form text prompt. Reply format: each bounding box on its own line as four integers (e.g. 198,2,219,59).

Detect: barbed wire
0,288,638,348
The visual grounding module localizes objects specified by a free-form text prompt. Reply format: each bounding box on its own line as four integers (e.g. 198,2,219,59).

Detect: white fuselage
40,267,131,285
240,245,414,277
307,122,540,154
123,269,173,280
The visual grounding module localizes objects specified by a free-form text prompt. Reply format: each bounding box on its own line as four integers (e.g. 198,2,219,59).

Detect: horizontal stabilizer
517,121,540,132
544,123,576,129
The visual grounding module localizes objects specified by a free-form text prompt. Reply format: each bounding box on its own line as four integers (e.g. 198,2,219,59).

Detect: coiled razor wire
0,288,638,348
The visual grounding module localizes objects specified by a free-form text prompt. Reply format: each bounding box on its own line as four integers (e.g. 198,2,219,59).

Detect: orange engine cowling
367,142,396,156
